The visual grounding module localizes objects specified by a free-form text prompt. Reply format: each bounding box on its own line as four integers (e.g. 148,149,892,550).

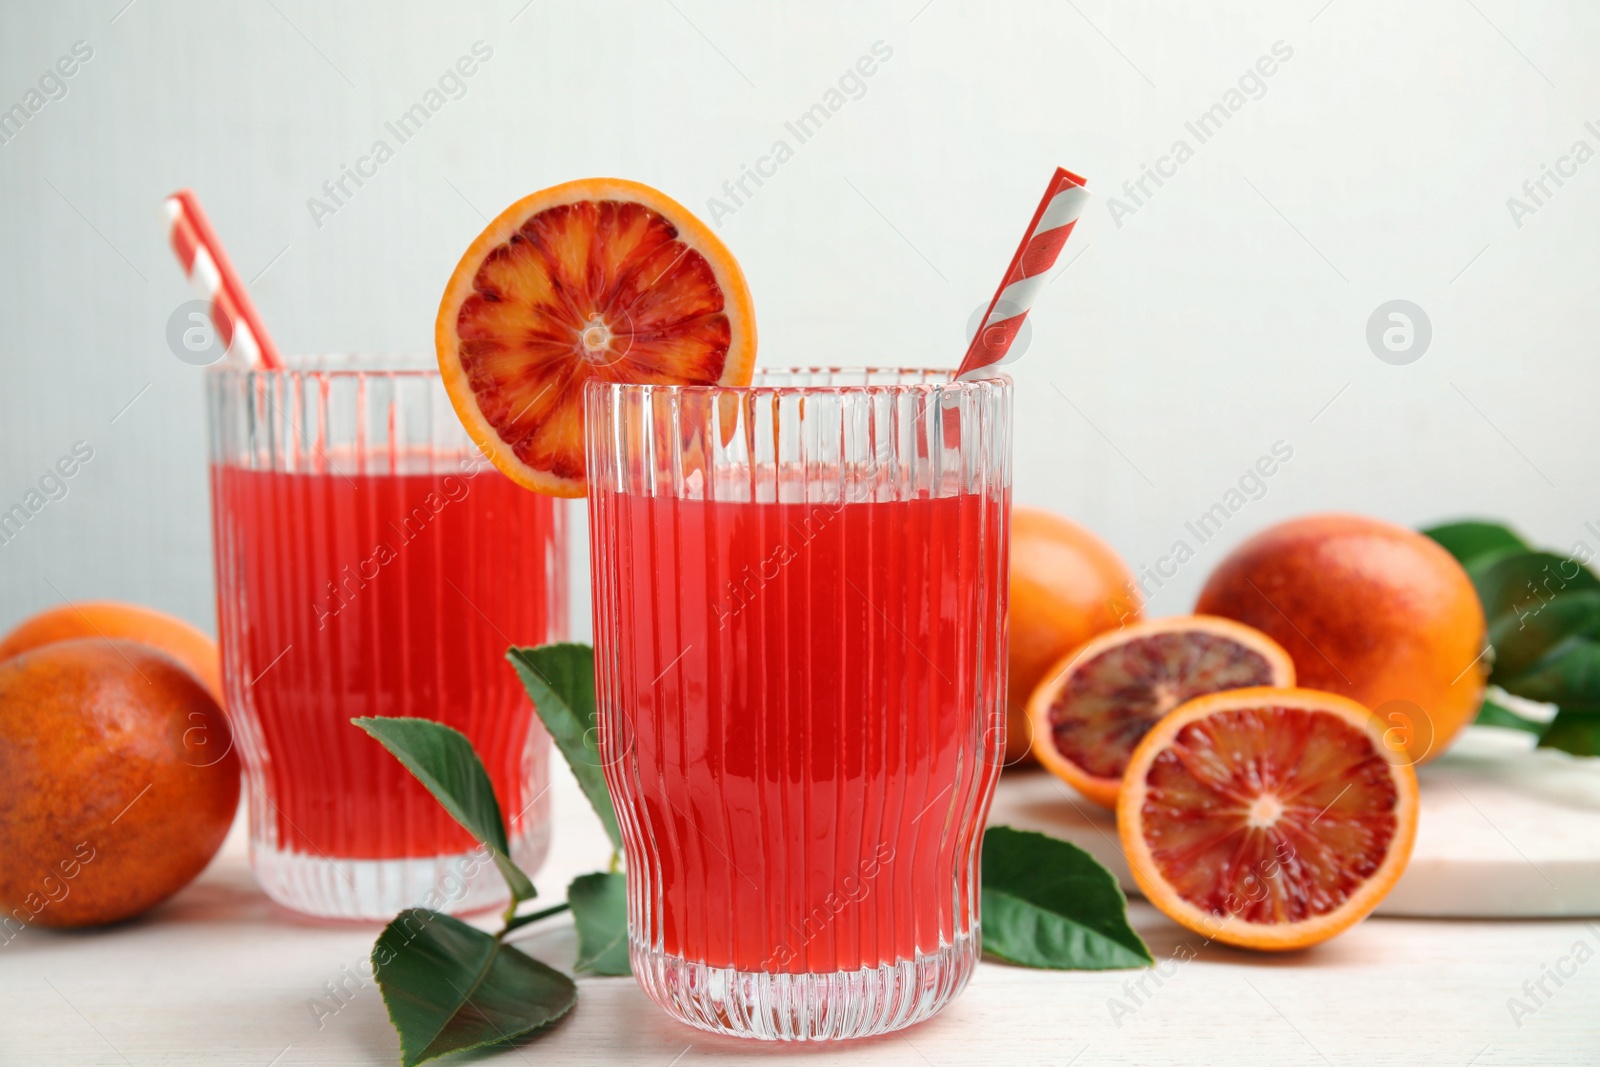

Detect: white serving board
988,727,1600,918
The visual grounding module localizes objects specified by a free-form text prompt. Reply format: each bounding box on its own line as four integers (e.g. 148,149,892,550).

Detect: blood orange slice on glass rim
1117,686,1419,951
1027,615,1295,808
436,178,757,497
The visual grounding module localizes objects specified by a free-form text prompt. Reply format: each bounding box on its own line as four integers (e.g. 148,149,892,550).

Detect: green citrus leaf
507,644,622,852
1472,552,1600,632
353,717,534,904
980,825,1152,970
568,871,630,975
1423,520,1529,569
1473,696,1551,737
373,909,575,1067
1539,709,1600,756
1487,591,1600,679
1499,638,1600,709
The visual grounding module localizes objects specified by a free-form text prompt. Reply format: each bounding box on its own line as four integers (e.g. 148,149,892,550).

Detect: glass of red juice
207,355,567,919
586,368,1010,1040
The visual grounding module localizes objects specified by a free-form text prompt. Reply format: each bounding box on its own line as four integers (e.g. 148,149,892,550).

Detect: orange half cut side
436,178,757,496
1117,686,1419,951
1028,615,1295,808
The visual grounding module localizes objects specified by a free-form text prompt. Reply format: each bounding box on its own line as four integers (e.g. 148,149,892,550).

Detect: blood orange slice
1118,687,1419,951
436,178,757,496
1027,616,1294,808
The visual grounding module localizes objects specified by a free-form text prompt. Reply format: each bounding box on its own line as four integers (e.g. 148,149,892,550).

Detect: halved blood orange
1118,687,1419,951
436,178,757,496
1028,615,1294,808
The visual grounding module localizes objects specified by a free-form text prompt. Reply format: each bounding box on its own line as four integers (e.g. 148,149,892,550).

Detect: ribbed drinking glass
586,367,1010,1040
207,355,566,919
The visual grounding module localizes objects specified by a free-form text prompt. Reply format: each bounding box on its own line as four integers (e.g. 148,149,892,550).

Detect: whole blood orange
1195,513,1487,765
0,601,222,706
0,639,240,929
1007,506,1140,764
436,178,757,497
1028,615,1294,807
1118,686,1418,951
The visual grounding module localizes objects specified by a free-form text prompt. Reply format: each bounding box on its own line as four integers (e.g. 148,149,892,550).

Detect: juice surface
593,487,1007,973
213,463,563,860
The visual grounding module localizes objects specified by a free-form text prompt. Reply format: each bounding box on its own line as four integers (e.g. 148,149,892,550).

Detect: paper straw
164,189,283,370
955,167,1090,380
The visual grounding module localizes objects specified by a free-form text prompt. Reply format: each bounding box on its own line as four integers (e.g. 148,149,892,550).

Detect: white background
2,0,1597,638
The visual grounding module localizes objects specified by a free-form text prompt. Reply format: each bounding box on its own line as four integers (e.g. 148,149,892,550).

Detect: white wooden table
5,760,1597,1067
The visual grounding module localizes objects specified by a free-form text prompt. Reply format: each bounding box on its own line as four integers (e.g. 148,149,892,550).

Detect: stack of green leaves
350,643,628,1067
1424,520,1600,756
352,643,1151,1065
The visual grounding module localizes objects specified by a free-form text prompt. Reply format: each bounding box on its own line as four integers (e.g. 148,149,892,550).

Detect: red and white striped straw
164,189,283,370
955,167,1090,380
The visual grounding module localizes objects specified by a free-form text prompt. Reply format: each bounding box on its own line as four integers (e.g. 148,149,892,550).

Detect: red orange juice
594,489,1004,973
214,463,562,859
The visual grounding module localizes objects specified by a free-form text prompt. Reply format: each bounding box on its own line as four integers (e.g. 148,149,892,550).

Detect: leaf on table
353,717,535,904
1539,709,1600,757
980,825,1152,970
1423,520,1529,569
373,908,576,1067
507,643,622,852
1498,639,1600,710
1486,591,1600,679
1472,695,1551,738
567,871,631,975
1471,552,1600,631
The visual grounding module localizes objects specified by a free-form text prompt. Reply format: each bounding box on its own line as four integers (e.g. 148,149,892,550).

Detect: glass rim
205,353,437,378
206,362,1013,392
584,366,1010,397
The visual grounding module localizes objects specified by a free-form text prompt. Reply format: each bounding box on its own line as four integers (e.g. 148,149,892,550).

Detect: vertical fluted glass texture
206,356,566,919
586,368,1011,1040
